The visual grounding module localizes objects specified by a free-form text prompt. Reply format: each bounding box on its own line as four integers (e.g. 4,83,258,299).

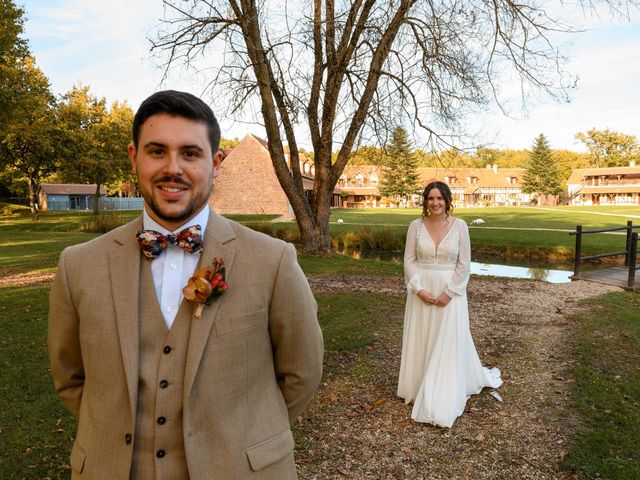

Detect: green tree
0,0,28,131
522,134,563,198
575,128,640,168
58,86,134,214
379,126,421,204
0,55,59,219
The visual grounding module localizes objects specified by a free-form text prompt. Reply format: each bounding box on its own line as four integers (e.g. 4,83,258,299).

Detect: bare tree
152,0,634,252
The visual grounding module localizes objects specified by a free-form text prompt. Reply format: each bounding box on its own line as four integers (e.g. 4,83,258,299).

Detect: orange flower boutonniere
182,258,228,319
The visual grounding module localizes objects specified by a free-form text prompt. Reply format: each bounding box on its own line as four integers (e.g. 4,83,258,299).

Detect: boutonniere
182,258,228,319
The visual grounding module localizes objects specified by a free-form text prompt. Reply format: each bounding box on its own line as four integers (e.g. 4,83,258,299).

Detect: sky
18,0,640,153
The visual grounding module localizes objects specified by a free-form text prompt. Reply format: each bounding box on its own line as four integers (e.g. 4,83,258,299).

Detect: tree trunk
93,183,101,215
26,178,39,221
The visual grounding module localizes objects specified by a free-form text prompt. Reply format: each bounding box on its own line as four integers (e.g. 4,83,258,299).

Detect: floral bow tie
136,225,203,261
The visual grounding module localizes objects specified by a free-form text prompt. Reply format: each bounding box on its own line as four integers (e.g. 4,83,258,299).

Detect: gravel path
298,275,621,480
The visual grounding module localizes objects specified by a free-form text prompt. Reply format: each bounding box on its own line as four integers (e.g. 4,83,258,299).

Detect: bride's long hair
422,181,454,218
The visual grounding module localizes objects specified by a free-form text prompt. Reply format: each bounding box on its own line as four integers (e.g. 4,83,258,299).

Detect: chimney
485,164,491,169
492,164,498,173
630,161,636,168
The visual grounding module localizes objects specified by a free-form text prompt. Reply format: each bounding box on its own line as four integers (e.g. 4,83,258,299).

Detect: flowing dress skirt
397,263,502,428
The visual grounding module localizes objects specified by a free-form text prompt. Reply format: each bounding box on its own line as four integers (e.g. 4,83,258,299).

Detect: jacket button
156,449,166,458
125,433,132,444
159,379,169,389
163,345,172,354
157,416,166,425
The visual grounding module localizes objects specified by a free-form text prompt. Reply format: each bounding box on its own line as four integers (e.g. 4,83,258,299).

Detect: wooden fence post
628,232,638,290
625,220,633,267
574,225,583,278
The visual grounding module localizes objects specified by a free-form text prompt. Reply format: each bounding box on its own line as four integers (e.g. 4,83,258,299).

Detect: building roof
40,184,107,195
567,166,640,184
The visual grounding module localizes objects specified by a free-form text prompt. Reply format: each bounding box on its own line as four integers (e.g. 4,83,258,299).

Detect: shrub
79,209,126,233
244,222,301,244
354,227,405,251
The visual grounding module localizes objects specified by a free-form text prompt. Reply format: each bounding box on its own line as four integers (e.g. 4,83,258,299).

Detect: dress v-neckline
422,217,457,252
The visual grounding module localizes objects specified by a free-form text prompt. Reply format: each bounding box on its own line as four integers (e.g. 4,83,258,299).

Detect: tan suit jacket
48,210,324,479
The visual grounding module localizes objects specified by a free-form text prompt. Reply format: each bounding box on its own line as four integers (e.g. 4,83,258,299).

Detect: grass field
323,206,639,256
566,292,640,478
1,204,638,477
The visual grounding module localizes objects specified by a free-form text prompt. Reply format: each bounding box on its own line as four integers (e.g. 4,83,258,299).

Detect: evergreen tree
522,134,563,196
379,126,421,204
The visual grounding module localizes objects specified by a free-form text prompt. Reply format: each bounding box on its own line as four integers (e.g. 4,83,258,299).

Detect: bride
397,181,502,428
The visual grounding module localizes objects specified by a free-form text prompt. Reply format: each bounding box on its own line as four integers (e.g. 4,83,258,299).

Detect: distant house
339,165,382,207
417,165,530,207
567,164,640,206
338,164,530,208
39,184,107,211
210,134,534,212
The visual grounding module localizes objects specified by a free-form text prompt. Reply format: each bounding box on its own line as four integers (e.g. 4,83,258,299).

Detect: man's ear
128,144,137,173
213,149,223,178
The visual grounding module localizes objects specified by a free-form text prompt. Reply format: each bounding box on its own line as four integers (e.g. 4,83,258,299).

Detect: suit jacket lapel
109,217,143,422
184,210,236,400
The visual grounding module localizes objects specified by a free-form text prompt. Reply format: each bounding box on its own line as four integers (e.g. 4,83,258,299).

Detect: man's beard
142,175,213,225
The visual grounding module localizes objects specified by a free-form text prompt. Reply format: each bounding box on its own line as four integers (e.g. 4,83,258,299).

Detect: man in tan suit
48,90,324,479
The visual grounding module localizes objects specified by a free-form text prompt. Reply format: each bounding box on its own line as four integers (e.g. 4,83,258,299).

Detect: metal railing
570,220,639,289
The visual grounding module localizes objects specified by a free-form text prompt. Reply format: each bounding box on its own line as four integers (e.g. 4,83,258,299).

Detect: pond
344,250,573,284
469,262,571,284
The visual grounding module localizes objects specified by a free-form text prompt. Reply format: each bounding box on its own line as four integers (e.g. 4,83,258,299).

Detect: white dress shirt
142,205,210,329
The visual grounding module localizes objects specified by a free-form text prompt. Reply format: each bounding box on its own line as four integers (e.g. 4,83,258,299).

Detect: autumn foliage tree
0,55,60,220
575,128,640,168
57,86,134,214
153,0,628,252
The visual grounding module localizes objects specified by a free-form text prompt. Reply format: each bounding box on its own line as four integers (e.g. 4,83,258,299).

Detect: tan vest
130,262,192,479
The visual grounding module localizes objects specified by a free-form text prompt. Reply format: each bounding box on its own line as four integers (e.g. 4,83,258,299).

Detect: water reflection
470,262,571,284
341,249,572,284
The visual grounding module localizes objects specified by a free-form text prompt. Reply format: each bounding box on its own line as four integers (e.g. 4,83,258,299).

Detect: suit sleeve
48,248,85,418
268,243,323,424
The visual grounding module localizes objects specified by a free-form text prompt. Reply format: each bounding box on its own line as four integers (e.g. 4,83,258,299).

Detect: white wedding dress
397,217,502,428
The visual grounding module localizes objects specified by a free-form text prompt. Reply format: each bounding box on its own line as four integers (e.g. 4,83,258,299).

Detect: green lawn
0,206,638,477
566,292,640,479
324,206,638,258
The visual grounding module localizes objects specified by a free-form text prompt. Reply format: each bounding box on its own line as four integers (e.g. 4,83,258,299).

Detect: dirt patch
0,271,55,287
297,275,621,479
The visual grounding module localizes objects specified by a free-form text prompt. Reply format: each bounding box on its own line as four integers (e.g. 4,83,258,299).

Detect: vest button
125,433,132,444
157,416,166,425
159,380,169,389
156,449,166,458
163,345,172,354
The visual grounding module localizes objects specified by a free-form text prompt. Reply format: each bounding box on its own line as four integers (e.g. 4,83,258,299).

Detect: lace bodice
404,217,471,297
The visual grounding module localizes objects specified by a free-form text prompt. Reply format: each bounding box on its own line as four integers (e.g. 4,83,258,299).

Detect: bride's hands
417,290,436,305
435,292,451,307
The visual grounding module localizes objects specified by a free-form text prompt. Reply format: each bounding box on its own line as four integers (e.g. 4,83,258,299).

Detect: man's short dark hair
132,90,221,153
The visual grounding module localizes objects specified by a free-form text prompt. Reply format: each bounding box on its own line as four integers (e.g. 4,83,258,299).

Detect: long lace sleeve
444,220,471,297
404,219,423,294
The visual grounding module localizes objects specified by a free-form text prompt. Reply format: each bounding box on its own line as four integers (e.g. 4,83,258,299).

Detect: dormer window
354,172,364,187
467,176,478,185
